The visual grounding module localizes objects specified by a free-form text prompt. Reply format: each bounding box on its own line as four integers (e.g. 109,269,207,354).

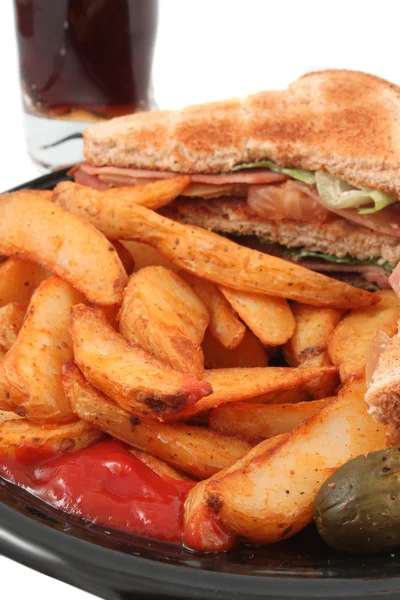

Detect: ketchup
0,440,195,543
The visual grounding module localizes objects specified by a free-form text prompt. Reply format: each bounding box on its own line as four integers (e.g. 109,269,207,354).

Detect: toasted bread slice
84,70,400,195
365,328,400,430
161,197,400,265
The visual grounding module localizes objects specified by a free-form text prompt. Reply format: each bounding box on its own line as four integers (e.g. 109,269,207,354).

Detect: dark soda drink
14,0,158,167
15,0,158,118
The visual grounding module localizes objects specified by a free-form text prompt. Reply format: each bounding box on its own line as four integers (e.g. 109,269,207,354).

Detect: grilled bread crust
84,70,400,195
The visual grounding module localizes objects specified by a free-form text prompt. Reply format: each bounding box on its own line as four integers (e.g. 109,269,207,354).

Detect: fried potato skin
0,303,26,358
112,241,135,275
328,290,400,383
220,287,295,346
203,374,388,545
209,398,333,440
53,176,190,215
202,328,268,369
284,303,343,398
49,198,377,309
0,418,102,457
3,277,83,423
123,241,178,272
0,409,23,425
174,365,338,420
0,258,48,307
129,448,193,481
183,434,287,552
0,191,127,305
70,304,212,420
119,266,209,377
180,272,245,349
63,363,251,479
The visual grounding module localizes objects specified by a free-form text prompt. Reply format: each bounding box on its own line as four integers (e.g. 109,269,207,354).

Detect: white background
0,0,400,597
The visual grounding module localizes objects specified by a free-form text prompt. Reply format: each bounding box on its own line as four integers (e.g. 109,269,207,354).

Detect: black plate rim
2,168,400,600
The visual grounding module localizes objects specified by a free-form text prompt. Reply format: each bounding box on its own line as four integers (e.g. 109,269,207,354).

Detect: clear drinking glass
13,0,158,170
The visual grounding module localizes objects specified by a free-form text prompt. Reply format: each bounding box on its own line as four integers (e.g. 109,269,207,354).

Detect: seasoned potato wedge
122,240,178,272
328,290,400,383
0,258,48,307
180,272,245,349
209,398,332,439
183,435,287,552
0,191,127,305
3,277,83,423
64,364,251,479
0,418,102,457
0,361,13,412
284,303,343,398
0,303,26,358
220,287,295,346
70,304,212,420
129,448,193,481
51,198,377,309
197,374,388,547
245,386,312,405
0,409,23,425
53,176,190,215
202,328,268,369
175,365,337,419
119,267,209,377
112,241,135,275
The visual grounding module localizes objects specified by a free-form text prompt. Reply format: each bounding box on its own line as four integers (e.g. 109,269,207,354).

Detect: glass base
24,113,93,171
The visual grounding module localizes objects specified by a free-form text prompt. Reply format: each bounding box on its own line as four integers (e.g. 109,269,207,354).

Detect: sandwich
74,69,400,291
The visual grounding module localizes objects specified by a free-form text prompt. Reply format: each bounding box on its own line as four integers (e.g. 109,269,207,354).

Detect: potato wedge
122,241,178,272
328,290,400,383
70,304,212,420
119,266,209,377
175,365,337,419
91,304,120,330
129,448,193,481
0,258,48,307
180,272,245,349
245,386,312,405
51,198,377,309
220,287,295,346
0,191,127,305
64,364,251,479
202,328,267,369
3,277,83,423
0,418,102,457
183,434,287,552
0,303,26,358
0,409,23,425
0,361,13,412
199,373,388,546
209,398,332,439
284,303,343,398
53,176,190,214
112,241,135,275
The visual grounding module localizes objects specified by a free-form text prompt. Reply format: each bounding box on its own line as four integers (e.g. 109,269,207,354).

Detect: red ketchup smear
0,439,195,543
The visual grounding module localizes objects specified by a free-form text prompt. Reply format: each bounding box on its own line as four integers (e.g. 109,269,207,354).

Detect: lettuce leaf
315,172,397,214
231,160,316,185
358,190,398,214
292,249,394,272
226,233,394,272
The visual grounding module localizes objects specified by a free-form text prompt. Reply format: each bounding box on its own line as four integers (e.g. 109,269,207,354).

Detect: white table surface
1,0,400,598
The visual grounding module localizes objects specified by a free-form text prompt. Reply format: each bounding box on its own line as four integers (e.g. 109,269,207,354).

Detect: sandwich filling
74,161,400,290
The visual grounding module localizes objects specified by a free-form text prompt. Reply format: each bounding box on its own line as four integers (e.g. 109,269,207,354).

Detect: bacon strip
79,163,288,185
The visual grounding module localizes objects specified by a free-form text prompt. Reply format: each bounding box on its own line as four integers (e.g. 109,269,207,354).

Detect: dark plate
1,170,400,600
